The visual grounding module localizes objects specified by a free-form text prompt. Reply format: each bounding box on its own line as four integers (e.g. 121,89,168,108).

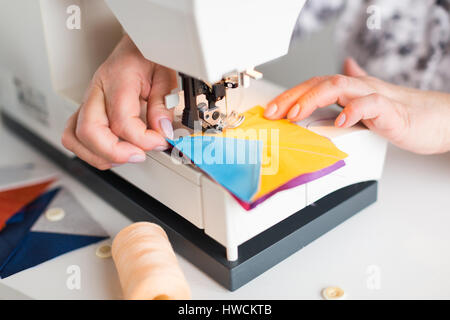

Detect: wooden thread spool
112,222,191,300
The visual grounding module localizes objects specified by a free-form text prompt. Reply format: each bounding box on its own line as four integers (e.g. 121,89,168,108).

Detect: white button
45,208,65,222
322,287,346,300
96,244,112,259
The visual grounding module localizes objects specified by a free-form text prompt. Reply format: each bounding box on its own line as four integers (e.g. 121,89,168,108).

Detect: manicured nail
287,104,301,120
264,104,278,118
336,113,347,127
159,118,174,140
153,145,168,152
128,154,146,163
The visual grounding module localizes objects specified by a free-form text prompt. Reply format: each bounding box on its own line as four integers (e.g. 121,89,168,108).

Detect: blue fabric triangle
168,136,262,202
0,231,108,278
0,188,60,273
6,211,25,225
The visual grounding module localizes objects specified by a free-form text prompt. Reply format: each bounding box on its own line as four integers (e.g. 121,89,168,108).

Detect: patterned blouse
294,0,450,92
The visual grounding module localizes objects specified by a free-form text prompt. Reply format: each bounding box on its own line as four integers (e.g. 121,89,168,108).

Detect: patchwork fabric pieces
0,189,59,275
233,160,346,210
0,232,107,279
0,179,55,231
0,188,109,278
176,106,348,210
30,188,109,237
168,137,263,202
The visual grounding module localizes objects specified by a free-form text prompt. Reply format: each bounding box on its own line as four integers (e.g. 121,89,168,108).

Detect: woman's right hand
264,58,450,155
62,34,178,170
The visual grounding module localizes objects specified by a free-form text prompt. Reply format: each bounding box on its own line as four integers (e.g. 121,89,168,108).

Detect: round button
96,244,112,259
322,286,345,300
45,208,65,222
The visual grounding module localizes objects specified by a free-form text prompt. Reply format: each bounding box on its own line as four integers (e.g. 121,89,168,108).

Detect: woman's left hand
264,58,450,155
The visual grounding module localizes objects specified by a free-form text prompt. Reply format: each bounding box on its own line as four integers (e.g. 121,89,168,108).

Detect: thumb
343,57,368,77
147,65,178,140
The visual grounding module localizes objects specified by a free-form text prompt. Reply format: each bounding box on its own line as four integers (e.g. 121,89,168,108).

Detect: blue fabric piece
168,136,262,202
0,189,60,273
6,211,25,225
0,231,108,278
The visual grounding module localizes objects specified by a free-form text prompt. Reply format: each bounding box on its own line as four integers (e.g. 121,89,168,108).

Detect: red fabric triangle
0,179,55,230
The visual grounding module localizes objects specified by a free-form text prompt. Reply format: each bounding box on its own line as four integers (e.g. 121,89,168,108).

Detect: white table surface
0,119,449,300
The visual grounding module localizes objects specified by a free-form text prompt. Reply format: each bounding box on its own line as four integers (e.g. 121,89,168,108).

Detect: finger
147,65,178,140
288,75,376,122
62,111,113,170
76,83,147,164
336,93,408,138
106,75,169,150
342,59,407,106
264,76,324,119
343,57,368,77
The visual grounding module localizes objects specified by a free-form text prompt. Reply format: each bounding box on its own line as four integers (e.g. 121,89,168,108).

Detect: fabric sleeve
292,0,346,39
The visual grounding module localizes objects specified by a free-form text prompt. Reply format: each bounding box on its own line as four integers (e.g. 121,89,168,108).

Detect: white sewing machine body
0,0,387,289
116,82,387,262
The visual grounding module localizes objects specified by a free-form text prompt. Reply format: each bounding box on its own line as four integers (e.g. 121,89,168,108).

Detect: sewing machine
0,0,387,290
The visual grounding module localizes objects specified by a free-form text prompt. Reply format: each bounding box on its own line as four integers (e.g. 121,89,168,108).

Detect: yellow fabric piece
194,106,348,201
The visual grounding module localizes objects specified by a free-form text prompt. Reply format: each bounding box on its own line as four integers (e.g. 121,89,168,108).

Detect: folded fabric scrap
0,187,109,278
168,106,348,210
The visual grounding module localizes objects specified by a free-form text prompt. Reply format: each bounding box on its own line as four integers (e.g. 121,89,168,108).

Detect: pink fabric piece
234,160,346,211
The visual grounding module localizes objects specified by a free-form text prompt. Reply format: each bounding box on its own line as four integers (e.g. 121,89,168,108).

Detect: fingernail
159,118,174,140
128,154,146,163
153,145,168,152
336,113,347,127
264,104,278,118
287,104,301,120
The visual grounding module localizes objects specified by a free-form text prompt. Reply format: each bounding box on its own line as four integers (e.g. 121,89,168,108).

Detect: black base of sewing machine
2,111,378,292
